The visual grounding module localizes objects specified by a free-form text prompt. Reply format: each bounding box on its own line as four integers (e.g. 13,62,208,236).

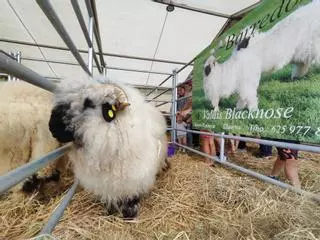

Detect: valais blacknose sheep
203,1,320,111
49,77,169,219
0,81,67,194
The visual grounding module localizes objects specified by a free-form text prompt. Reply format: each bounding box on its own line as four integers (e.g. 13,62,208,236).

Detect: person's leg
182,136,187,152
182,136,187,145
209,137,216,156
214,137,221,156
187,124,193,147
201,137,211,163
270,157,285,177
208,137,216,166
284,158,301,188
178,136,183,152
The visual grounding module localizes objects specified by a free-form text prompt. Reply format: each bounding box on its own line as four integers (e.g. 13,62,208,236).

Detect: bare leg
270,157,285,177
284,159,301,188
201,138,211,163
209,137,216,166
182,136,187,152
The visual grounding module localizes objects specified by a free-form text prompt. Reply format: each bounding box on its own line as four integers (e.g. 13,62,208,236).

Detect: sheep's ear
83,97,95,109
117,102,130,111
114,99,130,111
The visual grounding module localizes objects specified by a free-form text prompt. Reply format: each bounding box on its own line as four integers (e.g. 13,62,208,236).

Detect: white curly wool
53,77,168,202
0,81,61,178
203,1,320,110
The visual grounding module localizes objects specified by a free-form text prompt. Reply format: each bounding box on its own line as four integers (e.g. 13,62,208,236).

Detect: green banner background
192,0,320,145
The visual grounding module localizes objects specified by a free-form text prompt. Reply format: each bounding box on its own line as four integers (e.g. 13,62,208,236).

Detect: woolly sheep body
51,77,168,205
0,82,65,191
203,1,320,111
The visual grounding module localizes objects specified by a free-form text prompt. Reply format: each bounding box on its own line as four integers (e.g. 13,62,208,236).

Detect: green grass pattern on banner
192,0,320,145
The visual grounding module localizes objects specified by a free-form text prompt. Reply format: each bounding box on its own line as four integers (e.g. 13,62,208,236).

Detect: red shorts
200,130,213,139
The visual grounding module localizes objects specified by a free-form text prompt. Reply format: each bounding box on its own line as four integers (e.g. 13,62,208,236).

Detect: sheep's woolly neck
54,77,167,202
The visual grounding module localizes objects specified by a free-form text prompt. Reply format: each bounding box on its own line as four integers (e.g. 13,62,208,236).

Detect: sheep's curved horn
104,84,130,110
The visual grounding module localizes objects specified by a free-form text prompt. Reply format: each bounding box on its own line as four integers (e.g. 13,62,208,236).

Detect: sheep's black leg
44,169,60,182
106,201,120,216
122,195,140,219
22,174,41,193
22,169,60,193
162,158,171,172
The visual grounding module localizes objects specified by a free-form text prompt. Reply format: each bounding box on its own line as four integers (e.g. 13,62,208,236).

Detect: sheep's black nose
204,65,211,76
49,103,75,143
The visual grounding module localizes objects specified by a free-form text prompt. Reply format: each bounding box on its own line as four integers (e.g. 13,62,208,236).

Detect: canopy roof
0,0,259,87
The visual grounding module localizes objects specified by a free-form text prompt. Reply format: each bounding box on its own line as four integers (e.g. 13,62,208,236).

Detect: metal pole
152,0,232,19
88,0,106,68
88,16,94,74
174,142,320,203
21,57,171,75
146,88,172,102
36,0,92,76
0,52,56,92
70,0,102,74
174,128,320,154
146,99,172,103
16,51,21,81
146,74,173,96
0,38,190,65
219,132,226,161
103,66,107,76
171,69,178,144
40,179,79,235
8,52,14,82
70,0,92,48
0,144,72,194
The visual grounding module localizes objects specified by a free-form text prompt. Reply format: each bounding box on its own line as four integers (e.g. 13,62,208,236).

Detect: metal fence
0,0,320,238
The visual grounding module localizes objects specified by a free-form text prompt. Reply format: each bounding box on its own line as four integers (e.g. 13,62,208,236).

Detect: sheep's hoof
45,169,60,182
122,205,138,220
22,174,41,193
162,158,171,172
122,196,140,220
106,203,119,216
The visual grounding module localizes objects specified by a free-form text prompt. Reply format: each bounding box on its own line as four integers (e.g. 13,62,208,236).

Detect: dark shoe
268,175,280,181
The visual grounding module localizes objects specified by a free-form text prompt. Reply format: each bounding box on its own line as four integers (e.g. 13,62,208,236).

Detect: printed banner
192,0,320,145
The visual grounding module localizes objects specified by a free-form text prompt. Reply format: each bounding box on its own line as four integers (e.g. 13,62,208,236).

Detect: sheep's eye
102,103,117,122
84,98,95,109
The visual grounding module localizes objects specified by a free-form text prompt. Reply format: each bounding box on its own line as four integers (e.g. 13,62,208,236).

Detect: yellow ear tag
108,110,114,118
112,105,117,111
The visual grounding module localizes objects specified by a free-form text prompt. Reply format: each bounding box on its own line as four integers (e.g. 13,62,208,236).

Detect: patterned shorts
276,147,299,161
267,138,299,161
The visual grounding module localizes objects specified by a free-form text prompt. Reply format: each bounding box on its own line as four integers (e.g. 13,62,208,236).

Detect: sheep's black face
204,64,211,76
204,55,216,77
49,103,75,143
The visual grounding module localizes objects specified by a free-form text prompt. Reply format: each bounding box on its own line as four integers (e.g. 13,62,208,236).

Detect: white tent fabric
0,0,259,87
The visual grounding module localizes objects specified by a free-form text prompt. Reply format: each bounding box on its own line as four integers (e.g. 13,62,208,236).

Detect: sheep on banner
203,1,320,111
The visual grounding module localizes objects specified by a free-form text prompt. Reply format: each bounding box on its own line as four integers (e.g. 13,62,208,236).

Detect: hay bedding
0,147,320,240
